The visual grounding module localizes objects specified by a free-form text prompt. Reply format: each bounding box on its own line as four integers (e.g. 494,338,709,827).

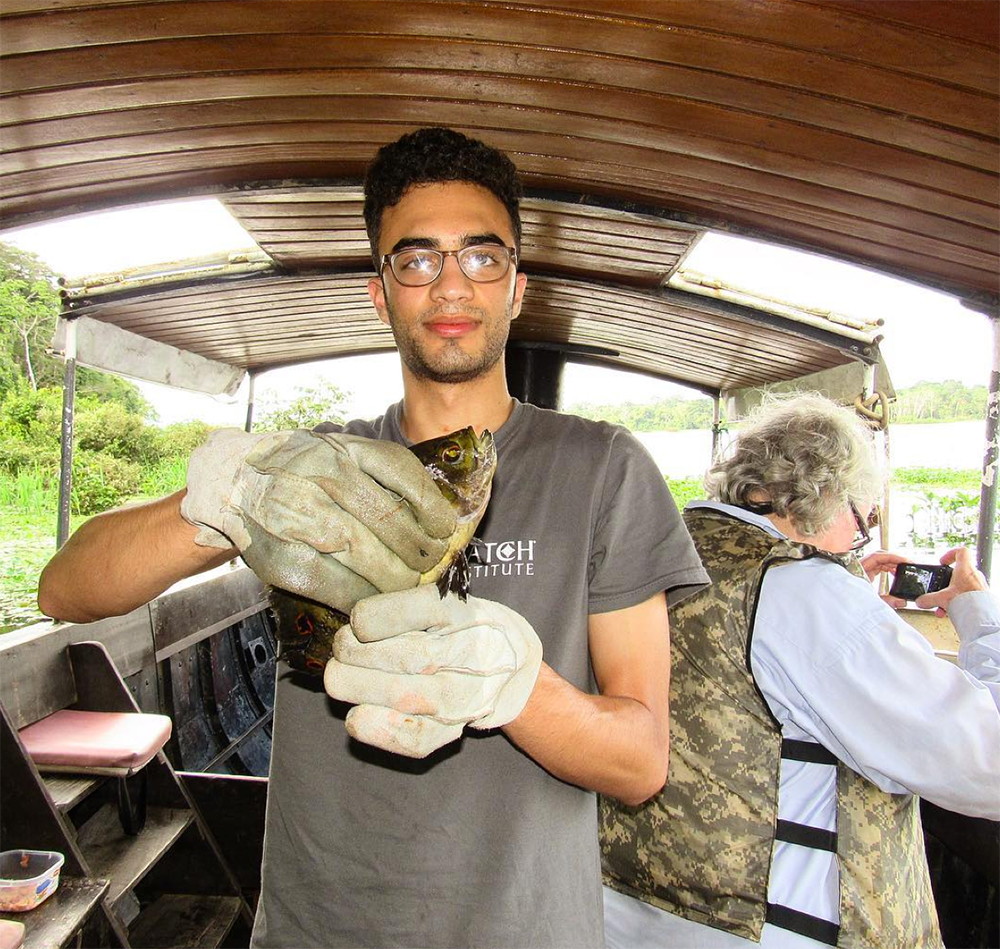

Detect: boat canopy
51,190,883,398
2,0,997,396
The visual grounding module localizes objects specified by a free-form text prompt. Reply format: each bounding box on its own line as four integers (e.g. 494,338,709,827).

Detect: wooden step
74,804,194,909
41,774,102,811
0,877,109,949
127,894,243,949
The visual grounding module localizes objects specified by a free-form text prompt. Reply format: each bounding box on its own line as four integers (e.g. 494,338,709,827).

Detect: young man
39,127,708,948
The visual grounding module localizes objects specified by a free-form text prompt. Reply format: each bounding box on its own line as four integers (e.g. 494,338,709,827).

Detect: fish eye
441,442,464,465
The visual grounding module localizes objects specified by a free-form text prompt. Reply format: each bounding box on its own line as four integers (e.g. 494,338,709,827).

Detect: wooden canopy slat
5,74,994,208
4,35,994,159
5,98,994,234
815,0,997,46
3,0,993,94
63,267,867,394
503,0,998,90
6,123,995,251
523,283,853,361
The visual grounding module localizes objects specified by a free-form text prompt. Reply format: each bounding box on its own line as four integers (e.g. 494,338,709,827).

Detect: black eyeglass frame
379,244,518,287
849,500,876,551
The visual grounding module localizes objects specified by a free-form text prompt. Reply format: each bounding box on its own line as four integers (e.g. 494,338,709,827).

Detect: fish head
409,427,497,524
271,426,497,675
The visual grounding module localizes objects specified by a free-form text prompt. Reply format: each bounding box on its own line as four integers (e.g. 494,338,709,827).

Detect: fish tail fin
437,551,471,601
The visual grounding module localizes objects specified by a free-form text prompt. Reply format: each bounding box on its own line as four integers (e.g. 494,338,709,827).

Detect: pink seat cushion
19,710,172,775
0,920,25,949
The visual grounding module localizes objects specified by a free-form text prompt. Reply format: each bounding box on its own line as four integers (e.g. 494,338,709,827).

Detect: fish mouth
472,428,496,465
455,428,496,522
407,426,497,521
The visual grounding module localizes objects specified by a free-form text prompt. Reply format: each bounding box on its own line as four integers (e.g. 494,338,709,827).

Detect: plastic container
0,850,65,912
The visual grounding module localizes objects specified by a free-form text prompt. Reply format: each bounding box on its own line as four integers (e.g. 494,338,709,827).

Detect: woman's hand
916,548,989,617
860,550,910,609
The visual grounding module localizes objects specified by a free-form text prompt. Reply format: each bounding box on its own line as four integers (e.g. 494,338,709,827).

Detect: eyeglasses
380,244,518,287
849,501,879,551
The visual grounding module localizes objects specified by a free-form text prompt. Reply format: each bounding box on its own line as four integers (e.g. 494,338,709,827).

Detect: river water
634,420,990,557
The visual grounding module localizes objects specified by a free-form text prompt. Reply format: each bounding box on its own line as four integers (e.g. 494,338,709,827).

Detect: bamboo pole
56,319,77,549
976,313,1000,579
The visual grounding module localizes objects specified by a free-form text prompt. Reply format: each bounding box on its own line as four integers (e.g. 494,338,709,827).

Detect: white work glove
324,585,543,758
180,429,457,613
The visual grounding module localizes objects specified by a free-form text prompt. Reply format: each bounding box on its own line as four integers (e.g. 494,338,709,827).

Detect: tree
0,243,62,396
566,396,715,432
0,241,155,416
891,380,987,423
256,381,349,430
77,369,155,419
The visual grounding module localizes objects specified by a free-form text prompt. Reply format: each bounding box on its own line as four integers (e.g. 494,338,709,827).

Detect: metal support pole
976,314,1000,579
244,371,256,433
711,393,722,460
56,318,77,549
504,345,564,410
859,360,892,551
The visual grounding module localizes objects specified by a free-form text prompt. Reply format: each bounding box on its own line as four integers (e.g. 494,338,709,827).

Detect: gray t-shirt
251,400,708,949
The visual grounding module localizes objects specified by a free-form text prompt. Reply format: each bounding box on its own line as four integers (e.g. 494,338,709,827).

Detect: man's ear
368,276,390,326
510,271,528,321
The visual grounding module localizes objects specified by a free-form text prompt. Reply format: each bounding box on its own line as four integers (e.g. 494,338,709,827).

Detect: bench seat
19,711,172,777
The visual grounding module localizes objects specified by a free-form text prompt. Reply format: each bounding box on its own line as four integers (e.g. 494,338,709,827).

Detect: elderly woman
601,393,1000,949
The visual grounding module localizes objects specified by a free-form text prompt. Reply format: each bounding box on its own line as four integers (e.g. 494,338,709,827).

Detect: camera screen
889,563,952,601
892,566,937,601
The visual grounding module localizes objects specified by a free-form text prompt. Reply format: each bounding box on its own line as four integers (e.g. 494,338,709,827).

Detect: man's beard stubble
387,300,513,384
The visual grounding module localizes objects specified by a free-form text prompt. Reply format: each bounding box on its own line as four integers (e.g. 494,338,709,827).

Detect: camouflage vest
600,507,942,948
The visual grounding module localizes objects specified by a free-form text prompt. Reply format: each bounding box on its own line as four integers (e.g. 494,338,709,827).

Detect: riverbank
2,421,990,633
633,420,986,478
635,420,989,560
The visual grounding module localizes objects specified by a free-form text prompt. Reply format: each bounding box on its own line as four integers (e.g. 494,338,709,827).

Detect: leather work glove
180,429,457,613
324,585,543,758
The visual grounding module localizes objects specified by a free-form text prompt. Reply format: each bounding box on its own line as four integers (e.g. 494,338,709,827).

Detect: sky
3,199,993,427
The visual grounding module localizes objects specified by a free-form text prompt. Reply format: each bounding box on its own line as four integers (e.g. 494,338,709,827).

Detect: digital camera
888,563,953,602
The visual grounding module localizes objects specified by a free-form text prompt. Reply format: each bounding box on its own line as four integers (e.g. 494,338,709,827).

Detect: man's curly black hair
363,127,523,270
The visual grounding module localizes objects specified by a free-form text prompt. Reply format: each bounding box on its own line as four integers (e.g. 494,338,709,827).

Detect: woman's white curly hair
704,392,884,538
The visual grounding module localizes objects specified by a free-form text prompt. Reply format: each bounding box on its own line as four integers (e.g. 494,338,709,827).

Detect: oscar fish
270,426,496,674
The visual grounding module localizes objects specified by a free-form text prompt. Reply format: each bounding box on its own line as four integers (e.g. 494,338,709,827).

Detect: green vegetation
890,381,987,424
0,243,63,396
0,510,85,634
0,241,355,632
665,476,703,512
891,467,980,490
567,381,988,432
569,397,714,432
0,387,209,514
256,381,348,430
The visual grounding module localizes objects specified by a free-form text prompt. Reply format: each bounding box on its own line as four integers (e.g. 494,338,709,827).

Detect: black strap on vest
775,819,838,853
766,903,840,946
781,738,838,766
773,738,841,941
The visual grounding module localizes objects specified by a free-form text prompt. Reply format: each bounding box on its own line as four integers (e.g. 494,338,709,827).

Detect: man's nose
429,254,475,300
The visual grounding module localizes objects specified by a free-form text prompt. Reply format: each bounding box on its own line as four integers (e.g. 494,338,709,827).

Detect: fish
270,426,497,674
